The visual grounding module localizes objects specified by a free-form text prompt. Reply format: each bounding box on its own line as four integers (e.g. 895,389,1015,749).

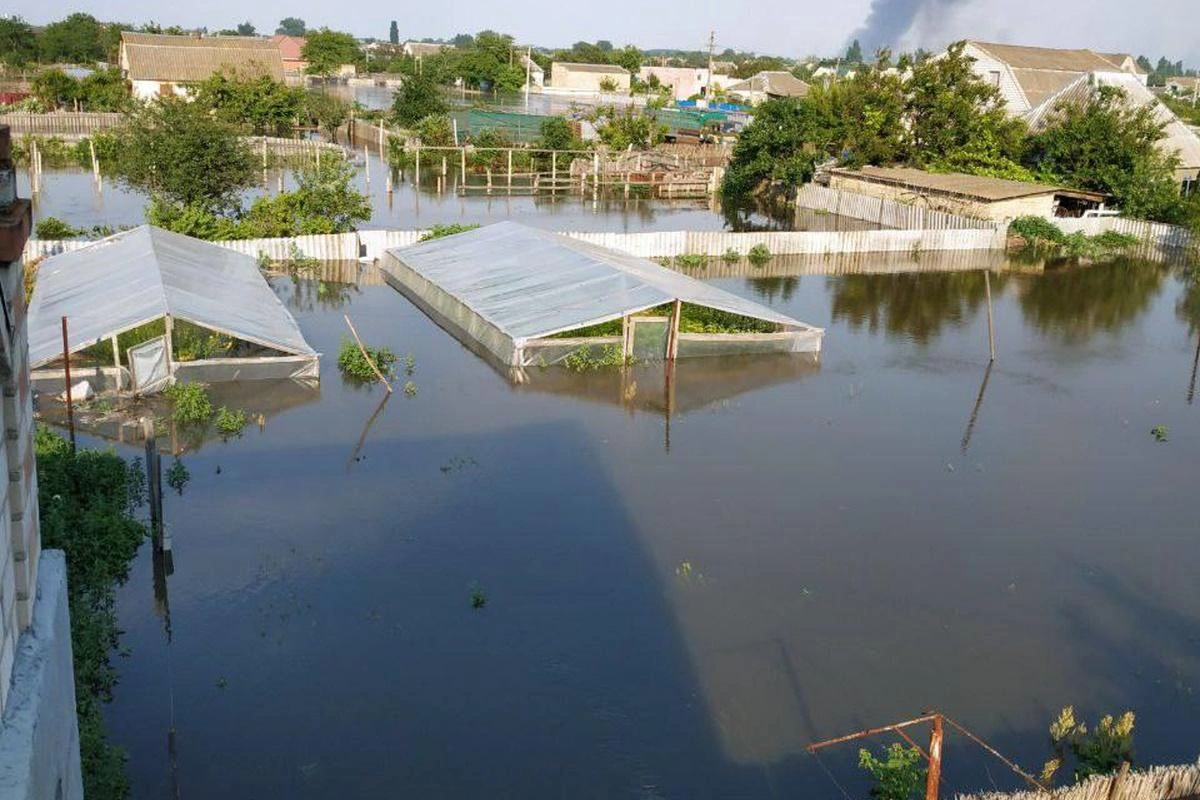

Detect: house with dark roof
119,32,284,101
961,41,1200,187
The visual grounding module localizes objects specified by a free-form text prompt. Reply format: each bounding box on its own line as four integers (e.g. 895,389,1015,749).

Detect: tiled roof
121,32,283,82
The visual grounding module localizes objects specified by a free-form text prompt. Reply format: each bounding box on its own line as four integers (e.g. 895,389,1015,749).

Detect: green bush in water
164,382,214,426
337,338,397,382
215,407,248,437
748,243,772,266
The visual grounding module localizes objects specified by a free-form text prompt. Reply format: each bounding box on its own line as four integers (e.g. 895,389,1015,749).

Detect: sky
7,0,1199,65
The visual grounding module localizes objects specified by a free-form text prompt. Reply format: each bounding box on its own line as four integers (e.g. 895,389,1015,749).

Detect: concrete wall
549,64,631,92
827,173,1056,222
638,66,710,100
0,552,84,800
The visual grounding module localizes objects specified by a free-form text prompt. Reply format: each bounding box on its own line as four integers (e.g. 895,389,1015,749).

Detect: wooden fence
1056,217,1194,250
957,763,1200,800
0,111,123,136
797,183,1000,231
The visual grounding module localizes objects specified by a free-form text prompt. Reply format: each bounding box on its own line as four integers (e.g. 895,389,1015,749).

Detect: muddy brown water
65,253,1200,798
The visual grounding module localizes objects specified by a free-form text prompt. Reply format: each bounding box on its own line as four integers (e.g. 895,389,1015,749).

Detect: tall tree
303,28,363,75
276,17,306,36
845,39,864,63
1026,85,1189,224
113,97,256,212
191,69,306,135
389,20,399,45
39,13,106,63
0,16,38,66
391,73,447,126
235,21,256,36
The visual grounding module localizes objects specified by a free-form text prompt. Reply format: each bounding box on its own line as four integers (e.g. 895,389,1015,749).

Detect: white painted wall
129,79,189,102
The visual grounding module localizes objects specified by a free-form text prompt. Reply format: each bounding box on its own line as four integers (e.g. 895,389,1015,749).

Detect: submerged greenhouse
380,222,823,377
27,225,319,395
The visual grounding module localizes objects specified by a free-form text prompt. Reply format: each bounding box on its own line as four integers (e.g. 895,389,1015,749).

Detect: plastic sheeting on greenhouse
380,221,823,370
27,225,318,384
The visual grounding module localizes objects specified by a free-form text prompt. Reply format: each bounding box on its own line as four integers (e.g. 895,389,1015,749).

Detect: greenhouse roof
28,225,316,367
382,222,815,342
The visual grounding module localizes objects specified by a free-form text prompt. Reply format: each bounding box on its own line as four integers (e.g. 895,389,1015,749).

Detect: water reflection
1017,258,1167,344
747,277,801,303
828,271,1007,345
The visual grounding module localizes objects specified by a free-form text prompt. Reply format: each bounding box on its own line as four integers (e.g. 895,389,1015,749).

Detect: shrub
674,253,706,270
337,338,397,382
164,382,214,426
748,243,772,266
420,223,481,241
859,744,925,800
215,407,248,437
564,344,630,371
722,247,741,264
35,216,82,239
1009,215,1066,245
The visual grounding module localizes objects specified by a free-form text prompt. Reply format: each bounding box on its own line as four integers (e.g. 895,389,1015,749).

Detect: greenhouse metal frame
28,225,319,394
380,222,823,376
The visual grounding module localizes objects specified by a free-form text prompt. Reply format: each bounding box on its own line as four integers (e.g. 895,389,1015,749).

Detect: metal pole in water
61,316,75,453
984,270,996,362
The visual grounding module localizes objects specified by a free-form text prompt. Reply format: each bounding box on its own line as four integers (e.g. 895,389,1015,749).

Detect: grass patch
564,344,632,371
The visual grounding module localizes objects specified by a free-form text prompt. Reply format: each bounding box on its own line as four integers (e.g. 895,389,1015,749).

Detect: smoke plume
850,0,972,55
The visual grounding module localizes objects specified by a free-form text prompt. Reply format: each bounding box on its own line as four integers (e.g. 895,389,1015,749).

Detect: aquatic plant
215,407,248,437
1010,215,1067,246
166,458,191,495
337,338,397,382
419,223,481,242
722,247,741,264
403,381,418,397
470,583,488,609
1044,706,1135,783
164,382,214,426
748,243,772,266
1151,424,1169,442
404,353,416,376
674,253,706,270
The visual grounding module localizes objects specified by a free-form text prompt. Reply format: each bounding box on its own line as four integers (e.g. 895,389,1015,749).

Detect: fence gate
127,337,171,394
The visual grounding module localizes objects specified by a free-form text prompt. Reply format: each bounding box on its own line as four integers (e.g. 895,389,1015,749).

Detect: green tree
305,91,350,141
859,744,926,800
539,116,580,151
414,114,454,146
0,16,38,67
1043,707,1136,784
594,106,666,150
613,45,642,73
905,41,1028,174
846,39,864,63
191,69,306,135
389,20,399,45
722,97,826,197
276,17,306,36
113,97,257,212
235,21,256,36
77,68,131,111
303,28,364,75
392,73,448,126
31,68,79,109
237,159,371,236
38,13,106,63
1026,85,1190,223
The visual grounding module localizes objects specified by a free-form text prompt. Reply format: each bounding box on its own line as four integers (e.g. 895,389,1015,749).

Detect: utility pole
524,45,532,109
707,30,716,81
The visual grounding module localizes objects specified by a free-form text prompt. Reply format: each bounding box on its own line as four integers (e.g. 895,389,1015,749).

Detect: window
988,70,1001,87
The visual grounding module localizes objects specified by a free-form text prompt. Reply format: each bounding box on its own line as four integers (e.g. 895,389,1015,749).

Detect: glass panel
631,319,669,362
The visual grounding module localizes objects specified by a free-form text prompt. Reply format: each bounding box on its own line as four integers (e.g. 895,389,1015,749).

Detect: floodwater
71,250,1200,799
18,152,854,235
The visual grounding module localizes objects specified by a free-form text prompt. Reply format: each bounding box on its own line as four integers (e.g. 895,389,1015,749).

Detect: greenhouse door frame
623,301,682,362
